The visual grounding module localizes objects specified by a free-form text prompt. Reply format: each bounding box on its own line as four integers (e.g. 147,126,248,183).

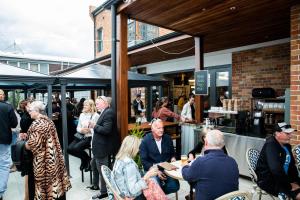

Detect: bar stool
81,147,92,185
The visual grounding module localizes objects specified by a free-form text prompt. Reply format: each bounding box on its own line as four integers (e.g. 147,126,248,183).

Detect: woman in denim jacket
112,136,158,200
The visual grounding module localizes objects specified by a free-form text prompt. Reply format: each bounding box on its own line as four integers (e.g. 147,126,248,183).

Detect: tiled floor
4,155,273,200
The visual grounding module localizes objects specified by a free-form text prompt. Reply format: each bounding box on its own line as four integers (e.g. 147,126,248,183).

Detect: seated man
139,119,180,194
182,130,239,200
255,122,300,200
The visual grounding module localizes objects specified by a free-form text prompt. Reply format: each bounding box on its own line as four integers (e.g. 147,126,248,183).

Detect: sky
0,0,106,60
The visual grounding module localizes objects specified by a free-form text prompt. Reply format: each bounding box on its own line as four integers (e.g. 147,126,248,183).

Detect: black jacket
20,111,33,133
132,99,144,115
0,100,18,144
11,140,33,176
255,136,300,196
92,107,119,159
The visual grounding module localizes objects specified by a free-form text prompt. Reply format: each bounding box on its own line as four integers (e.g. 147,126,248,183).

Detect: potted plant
129,124,144,171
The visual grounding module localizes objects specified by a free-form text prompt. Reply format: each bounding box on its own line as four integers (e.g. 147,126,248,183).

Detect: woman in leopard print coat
21,101,71,200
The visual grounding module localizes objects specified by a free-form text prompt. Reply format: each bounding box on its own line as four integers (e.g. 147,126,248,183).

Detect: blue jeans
153,174,180,194
0,144,11,198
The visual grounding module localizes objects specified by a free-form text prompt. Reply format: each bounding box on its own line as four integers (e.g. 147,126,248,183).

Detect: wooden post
195,37,204,123
117,13,129,140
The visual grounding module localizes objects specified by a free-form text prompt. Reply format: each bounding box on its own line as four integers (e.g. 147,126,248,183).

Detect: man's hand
291,182,300,191
171,157,176,162
157,171,167,180
81,128,90,134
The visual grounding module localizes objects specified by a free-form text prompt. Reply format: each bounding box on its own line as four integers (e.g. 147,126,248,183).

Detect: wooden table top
128,121,178,132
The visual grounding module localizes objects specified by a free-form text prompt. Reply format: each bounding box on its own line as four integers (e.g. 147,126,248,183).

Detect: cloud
0,0,104,60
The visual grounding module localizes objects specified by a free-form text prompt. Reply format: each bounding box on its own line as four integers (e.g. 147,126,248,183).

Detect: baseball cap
274,122,296,133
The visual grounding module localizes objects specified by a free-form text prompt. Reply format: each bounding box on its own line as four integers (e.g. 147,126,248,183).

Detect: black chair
81,147,92,185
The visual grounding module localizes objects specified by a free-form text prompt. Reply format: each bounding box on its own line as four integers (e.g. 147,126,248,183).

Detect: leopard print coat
27,117,71,200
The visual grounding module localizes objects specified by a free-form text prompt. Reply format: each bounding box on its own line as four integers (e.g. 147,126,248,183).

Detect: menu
195,70,208,95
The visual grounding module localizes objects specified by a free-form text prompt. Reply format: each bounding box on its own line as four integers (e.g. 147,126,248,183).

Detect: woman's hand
81,128,90,134
19,133,28,140
188,153,194,161
144,167,158,180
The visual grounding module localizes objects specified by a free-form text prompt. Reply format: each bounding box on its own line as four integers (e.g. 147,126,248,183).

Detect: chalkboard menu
195,70,208,95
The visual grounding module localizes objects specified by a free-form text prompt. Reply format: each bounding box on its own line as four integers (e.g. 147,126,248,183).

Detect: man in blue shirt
182,130,239,200
256,122,300,199
140,119,180,194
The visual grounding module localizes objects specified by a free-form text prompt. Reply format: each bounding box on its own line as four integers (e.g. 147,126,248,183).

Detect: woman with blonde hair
67,99,99,171
113,135,161,200
20,100,71,200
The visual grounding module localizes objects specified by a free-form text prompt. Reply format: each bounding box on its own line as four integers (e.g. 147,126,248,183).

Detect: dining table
164,160,194,199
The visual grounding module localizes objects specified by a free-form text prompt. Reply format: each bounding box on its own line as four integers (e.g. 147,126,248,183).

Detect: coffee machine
252,101,265,136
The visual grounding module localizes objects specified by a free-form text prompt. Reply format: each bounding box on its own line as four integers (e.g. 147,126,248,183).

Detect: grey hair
205,130,225,149
151,118,162,127
29,100,46,114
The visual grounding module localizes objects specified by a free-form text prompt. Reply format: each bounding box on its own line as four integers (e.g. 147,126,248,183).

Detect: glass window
8,61,18,67
19,62,28,69
30,63,39,72
216,71,229,87
138,22,159,43
97,28,103,52
40,63,49,74
128,21,136,47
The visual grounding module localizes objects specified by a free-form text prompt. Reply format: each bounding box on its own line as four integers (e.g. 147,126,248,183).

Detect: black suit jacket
92,107,118,159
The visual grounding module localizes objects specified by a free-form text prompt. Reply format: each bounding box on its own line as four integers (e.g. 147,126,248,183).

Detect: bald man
0,89,17,200
182,130,239,200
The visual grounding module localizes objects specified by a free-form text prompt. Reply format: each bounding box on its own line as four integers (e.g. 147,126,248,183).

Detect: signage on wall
195,70,208,95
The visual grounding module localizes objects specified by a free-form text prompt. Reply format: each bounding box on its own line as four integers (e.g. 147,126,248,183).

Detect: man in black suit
90,96,118,199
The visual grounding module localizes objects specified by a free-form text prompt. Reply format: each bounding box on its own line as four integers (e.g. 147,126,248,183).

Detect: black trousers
67,137,91,163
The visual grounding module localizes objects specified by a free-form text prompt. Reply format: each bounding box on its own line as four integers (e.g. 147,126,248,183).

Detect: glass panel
40,63,48,74
8,61,18,67
30,63,39,72
19,62,28,69
97,28,103,52
216,71,230,106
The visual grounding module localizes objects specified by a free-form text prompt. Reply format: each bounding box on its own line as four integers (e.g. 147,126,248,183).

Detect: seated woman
188,128,227,161
152,97,185,122
20,101,71,200
67,99,99,171
113,135,165,200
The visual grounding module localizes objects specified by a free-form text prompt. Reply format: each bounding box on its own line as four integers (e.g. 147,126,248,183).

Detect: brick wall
232,43,290,110
94,10,112,58
290,4,300,145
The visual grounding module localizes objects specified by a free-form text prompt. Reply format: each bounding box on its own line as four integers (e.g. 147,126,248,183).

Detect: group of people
1,87,300,200
133,93,197,124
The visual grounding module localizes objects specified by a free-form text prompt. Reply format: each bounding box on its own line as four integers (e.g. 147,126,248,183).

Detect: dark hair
136,94,141,98
154,97,168,112
189,93,195,99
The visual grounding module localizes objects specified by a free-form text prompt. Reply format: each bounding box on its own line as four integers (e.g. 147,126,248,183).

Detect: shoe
92,193,108,199
86,185,99,190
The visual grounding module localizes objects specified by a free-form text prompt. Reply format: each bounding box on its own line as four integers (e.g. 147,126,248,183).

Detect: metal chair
101,165,124,200
215,190,252,200
81,147,92,184
292,144,300,174
246,148,275,200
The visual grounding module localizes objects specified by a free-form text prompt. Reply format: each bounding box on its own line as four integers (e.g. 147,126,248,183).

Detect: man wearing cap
89,96,118,199
0,89,18,200
256,122,300,199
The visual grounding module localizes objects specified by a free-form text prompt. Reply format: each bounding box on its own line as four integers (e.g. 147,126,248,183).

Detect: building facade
0,51,84,75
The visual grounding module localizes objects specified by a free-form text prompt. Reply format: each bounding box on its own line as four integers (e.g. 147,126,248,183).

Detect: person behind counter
181,94,196,123
152,97,185,122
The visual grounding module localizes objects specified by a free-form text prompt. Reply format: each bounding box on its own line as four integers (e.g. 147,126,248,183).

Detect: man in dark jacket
182,130,239,200
0,89,18,200
140,119,180,194
256,122,300,199
132,94,144,116
90,96,118,199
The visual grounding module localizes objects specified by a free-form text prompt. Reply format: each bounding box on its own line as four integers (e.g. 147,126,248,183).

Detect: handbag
74,132,85,140
74,114,94,140
143,179,169,200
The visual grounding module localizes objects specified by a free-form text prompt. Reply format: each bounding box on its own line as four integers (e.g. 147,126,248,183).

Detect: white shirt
155,139,162,154
77,112,100,137
181,102,194,120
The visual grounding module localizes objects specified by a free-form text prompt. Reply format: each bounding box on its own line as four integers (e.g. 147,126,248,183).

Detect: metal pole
111,3,117,112
47,85,53,118
147,86,152,122
60,81,69,175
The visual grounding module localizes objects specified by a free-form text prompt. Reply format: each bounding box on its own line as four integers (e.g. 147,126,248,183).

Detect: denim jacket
112,156,147,198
